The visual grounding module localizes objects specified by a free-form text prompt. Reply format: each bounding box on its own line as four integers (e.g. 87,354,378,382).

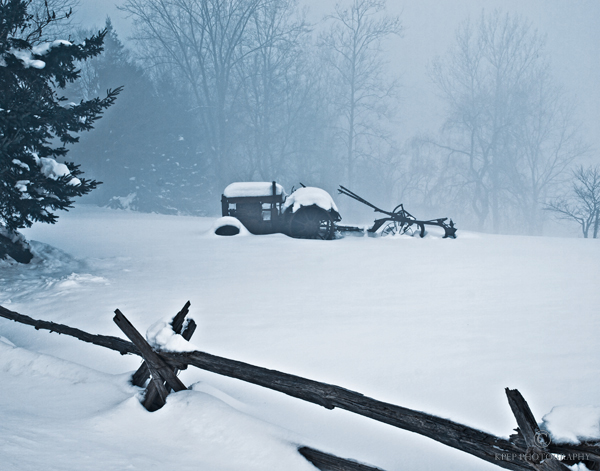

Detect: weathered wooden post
113,309,187,410
131,301,192,387
506,388,571,471
142,303,197,411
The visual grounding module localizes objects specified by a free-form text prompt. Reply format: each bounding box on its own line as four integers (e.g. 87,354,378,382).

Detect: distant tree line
3,0,596,242
399,11,589,235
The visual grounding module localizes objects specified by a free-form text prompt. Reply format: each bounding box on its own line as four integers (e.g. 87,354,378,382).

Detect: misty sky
76,0,600,157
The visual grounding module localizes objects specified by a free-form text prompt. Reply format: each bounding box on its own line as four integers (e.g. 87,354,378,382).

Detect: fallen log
164,350,530,471
0,304,527,470
2,305,598,471
0,305,390,470
0,305,138,355
299,446,387,471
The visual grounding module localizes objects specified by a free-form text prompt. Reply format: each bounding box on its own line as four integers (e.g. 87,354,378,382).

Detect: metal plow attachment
337,186,457,238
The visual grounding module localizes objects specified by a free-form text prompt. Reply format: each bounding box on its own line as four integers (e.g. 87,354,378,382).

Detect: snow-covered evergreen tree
0,0,120,262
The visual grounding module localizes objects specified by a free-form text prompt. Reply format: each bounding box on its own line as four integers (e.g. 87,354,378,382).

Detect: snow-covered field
1,205,599,471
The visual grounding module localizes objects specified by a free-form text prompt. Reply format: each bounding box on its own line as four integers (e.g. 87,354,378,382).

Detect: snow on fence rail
0,303,597,471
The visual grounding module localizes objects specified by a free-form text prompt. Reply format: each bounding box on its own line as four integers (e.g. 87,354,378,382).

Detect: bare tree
121,0,268,188
505,74,587,234
237,0,311,181
319,0,402,190
20,0,79,44
284,54,343,192
430,10,583,234
396,138,460,216
545,165,600,238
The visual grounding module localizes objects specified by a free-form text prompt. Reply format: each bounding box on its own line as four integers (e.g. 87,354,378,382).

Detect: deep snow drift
1,205,599,471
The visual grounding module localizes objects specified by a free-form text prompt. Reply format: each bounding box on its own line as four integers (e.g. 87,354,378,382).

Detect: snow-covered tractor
219,182,341,240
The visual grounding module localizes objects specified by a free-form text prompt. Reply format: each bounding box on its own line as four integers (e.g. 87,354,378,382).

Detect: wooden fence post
506,388,571,471
131,301,192,387
113,309,187,404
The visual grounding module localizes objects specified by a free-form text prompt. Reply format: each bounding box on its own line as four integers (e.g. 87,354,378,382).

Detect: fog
78,0,600,143
66,0,600,236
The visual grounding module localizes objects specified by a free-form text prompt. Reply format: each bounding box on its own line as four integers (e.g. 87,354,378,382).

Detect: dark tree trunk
0,233,33,264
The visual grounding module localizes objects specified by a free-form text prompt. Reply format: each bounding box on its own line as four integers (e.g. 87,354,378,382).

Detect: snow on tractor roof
282,187,339,213
223,182,286,198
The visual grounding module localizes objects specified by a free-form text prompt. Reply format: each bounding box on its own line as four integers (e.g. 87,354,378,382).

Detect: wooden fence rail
1,304,597,471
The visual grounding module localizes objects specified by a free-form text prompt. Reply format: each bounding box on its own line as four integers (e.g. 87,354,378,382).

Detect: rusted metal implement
338,186,457,238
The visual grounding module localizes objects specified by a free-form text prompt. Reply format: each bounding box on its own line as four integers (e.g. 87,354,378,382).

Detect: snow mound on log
568,464,591,471
542,405,600,444
146,318,196,352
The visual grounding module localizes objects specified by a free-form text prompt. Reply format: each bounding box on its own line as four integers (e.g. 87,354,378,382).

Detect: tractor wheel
288,206,335,240
381,221,399,236
380,221,414,237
